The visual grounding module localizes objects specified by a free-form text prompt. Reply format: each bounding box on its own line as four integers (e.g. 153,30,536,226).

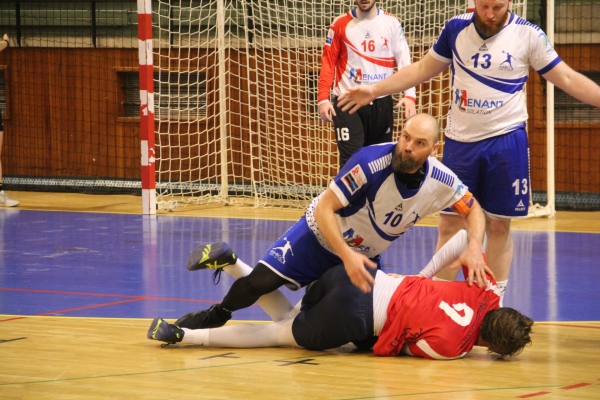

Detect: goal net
150,0,526,211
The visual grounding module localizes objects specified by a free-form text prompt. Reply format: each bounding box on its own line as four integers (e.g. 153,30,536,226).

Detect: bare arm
453,198,489,287
337,52,449,113
313,188,377,293
542,61,600,108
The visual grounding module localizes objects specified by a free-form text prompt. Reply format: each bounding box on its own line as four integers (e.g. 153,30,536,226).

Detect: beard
357,0,376,12
474,10,509,37
392,151,422,174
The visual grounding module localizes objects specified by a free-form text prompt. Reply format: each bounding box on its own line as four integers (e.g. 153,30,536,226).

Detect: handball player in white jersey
337,0,600,300
163,114,488,331
318,0,417,167
149,230,533,361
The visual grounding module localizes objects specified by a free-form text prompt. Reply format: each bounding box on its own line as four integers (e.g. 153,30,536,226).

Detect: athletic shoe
187,242,237,271
175,304,231,330
147,317,185,344
0,191,19,207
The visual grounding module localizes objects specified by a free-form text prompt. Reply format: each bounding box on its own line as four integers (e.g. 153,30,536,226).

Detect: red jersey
318,8,416,104
374,269,501,359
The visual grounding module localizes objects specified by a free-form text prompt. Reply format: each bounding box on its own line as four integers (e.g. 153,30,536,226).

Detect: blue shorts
260,216,345,290
441,129,530,218
261,216,383,290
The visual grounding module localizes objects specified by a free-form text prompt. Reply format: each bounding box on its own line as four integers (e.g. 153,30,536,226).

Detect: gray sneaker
186,242,237,271
147,318,185,344
0,191,19,207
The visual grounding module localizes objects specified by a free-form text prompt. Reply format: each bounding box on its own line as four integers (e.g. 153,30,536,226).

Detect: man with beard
336,0,600,304
318,0,416,167
172,113,488,330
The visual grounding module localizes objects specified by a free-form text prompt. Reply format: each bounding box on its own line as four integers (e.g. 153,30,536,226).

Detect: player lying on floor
148,230,533,359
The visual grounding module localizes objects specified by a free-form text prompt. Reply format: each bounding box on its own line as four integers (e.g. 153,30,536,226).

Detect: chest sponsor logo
343,228,371,252
454,89,504,114
349,68,388,84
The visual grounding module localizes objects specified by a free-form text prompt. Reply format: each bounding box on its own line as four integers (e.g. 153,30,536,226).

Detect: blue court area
0,208,599,322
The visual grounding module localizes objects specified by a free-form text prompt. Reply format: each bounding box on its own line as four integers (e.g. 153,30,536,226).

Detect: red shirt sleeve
318,14,351,103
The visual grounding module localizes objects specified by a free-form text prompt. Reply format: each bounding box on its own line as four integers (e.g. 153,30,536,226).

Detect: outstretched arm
542,61,600,108
314,189,377,293
337,53,449,114
418,230,468,278
453,197,489,287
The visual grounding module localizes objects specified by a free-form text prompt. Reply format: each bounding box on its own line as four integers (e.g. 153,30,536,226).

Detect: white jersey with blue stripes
430,13,561,142
306,143,467,258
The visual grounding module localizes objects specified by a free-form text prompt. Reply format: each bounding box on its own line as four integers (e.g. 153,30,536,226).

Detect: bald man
174,114,488,330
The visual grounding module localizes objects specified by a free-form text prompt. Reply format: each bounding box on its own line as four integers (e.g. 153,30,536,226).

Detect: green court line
0,352,337,387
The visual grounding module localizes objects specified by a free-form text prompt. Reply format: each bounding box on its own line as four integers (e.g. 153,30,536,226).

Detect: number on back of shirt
439,301,474,327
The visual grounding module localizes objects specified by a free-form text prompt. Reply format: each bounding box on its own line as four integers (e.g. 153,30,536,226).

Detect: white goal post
139,0,533,213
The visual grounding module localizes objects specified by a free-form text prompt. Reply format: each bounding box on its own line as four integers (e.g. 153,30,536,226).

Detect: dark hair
480,307,533,357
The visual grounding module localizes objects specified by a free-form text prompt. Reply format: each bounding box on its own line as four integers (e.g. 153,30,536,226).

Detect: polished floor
0,206,599,322
1,192,600,399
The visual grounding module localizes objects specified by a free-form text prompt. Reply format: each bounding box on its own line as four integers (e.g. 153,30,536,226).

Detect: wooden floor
2,317,599,399
1,191,600,399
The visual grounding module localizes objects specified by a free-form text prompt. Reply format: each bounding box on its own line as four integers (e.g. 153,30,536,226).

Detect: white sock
223,259,253,279
223,258,293,322
496,279,508,307
208,319,298,348
181,328,209,346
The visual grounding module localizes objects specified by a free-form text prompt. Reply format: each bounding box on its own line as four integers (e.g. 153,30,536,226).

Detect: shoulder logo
538,32,556,53
342,164,368,194
326,28,334,45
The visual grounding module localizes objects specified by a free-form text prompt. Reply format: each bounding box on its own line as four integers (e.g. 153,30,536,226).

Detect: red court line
0,287,215,303
39,298,144,316
560,383,591,390
517,391,551,398
0,316,28,323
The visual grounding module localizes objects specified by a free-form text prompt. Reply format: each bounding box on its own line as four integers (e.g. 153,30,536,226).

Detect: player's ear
430,141,440,157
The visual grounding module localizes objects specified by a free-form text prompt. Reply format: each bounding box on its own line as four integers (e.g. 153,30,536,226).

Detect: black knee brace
221,262,288,312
